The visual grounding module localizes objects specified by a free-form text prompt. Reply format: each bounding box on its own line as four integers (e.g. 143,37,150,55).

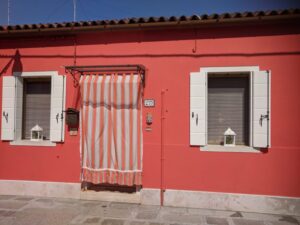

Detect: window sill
10,140,56,147
201,145,261,153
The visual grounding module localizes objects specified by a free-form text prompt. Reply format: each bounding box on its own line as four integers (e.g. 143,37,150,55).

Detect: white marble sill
10,140,56,147
201,145,261,153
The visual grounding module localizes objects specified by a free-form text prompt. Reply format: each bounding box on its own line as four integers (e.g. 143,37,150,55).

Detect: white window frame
9,71,65,147
194,66,270,153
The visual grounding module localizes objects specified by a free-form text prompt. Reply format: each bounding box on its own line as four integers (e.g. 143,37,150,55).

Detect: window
1,71,66,145
208,73,249,145
190,67,271,151
22,78,51,140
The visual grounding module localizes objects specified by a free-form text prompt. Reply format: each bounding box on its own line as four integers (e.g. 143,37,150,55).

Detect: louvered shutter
252,70,271,148
190,72,207,146
15,76,23,140
50,75,66,142
1,76,16,140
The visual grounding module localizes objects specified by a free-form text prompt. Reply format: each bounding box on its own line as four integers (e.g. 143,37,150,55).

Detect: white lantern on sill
31,124,43,141
224,127,236,147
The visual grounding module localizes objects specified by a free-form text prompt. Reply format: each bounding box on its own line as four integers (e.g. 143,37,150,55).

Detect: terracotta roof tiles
0,8,299,35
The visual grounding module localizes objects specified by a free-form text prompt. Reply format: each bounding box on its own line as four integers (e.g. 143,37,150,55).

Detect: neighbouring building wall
0,22,299,198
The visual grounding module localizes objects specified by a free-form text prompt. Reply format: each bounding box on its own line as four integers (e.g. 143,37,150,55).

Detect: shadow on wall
0,49,23,76
1,50,300,61
0,21,299,62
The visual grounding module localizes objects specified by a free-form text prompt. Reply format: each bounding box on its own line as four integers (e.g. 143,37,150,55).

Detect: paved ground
0,195,299,225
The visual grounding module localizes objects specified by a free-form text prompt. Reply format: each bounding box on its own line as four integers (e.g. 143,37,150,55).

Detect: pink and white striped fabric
80,73,143,186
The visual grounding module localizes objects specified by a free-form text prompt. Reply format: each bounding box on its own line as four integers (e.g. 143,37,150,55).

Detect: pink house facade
0,9,299,215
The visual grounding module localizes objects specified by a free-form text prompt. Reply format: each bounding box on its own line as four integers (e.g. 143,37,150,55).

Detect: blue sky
0,0,300,25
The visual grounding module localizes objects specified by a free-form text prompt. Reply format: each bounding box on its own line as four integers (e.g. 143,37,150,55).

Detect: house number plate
144,99,155,107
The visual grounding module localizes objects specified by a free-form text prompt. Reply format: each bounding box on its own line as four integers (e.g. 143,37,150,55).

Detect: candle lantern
224,127,236,147
31,124,43,141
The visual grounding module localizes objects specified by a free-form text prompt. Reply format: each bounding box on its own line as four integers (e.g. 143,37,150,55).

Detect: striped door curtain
80,73,143,186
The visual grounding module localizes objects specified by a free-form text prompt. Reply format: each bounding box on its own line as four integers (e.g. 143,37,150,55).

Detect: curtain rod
64,64,146,86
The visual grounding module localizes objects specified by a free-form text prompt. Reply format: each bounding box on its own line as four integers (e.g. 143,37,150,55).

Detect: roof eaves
0,8,299,36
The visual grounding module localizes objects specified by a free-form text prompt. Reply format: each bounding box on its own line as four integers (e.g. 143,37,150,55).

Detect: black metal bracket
2,111,8,123
64,64,146,87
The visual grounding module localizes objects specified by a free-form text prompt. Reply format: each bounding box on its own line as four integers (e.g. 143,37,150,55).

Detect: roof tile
0,8,299,34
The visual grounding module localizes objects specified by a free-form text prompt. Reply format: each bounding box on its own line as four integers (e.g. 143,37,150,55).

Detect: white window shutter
252,70,271,148
1,76,16,140
190,72,207,146
50,75,66,142
15,77,23,140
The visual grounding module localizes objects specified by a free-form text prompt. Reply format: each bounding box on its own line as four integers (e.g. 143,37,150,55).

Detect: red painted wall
0,23,300,197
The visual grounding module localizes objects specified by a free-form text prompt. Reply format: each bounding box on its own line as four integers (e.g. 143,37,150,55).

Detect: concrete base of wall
0,180,299,216
0,180,81,199
140,189,300,216
0,180,141,203
140,188,160,205
165,189,300,216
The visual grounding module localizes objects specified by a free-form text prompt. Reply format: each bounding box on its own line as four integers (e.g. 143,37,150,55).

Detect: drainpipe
160,89,168,206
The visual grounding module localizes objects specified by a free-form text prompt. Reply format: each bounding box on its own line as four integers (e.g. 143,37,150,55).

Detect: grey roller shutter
22,78,51,140
207,76,249,145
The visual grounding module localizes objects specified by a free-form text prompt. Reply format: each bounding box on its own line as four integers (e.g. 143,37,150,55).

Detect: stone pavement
0,195,299,225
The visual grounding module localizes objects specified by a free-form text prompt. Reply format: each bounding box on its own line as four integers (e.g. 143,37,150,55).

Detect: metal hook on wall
2,111,8,123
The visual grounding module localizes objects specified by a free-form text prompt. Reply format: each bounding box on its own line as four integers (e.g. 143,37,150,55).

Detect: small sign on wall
144,99,155,107
69,127,78,136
